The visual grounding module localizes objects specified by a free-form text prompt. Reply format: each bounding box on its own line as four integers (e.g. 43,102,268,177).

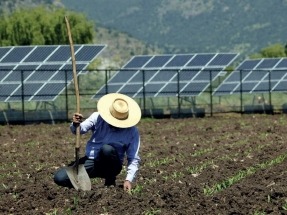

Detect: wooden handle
65,16,81,148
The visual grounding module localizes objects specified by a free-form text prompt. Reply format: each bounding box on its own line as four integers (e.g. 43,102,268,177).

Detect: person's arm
124,128,141,191
70,112,100,134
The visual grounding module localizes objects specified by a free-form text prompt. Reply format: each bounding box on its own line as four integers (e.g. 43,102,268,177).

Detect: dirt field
1,114,287,215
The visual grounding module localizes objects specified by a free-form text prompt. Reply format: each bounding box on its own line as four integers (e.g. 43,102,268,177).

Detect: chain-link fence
0,69,287,124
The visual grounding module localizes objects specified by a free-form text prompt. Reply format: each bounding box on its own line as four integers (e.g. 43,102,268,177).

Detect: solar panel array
93,53,239,99
0,45,106,102
213,58,287,95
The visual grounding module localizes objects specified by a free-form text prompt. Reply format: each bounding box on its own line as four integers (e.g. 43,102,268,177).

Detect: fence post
177,69,180,117
240,70,243,114
105,69,108,94
268,70,272,107
65,69,69,121
142,69,146,115
209,69,213,117
21,69,25,124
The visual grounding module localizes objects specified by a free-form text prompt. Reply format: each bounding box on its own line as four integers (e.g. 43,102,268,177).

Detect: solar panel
75,45,105,61
23,46,56,62
143,55,172,68
165,54,194,67
213,58,287,95
93,53,239,99
237,59,261,70
1,47,34,63
256,58,279,68
0,47,12,60
276,59,287,68
123,56,152,68
0,44,106,102
0,83,19,102
186,54,214,67
8,83,43,102
30,83,67,101
208,53,239,66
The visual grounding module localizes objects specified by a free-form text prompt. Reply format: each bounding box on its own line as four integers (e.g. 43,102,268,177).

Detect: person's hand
123,180,132,193
72,113,83,126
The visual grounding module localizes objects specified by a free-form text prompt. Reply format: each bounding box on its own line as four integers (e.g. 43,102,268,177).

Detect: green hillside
0,0,286,66
60,0,287,57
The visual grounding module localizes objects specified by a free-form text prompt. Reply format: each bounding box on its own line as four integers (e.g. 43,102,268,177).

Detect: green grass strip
203,153,287,196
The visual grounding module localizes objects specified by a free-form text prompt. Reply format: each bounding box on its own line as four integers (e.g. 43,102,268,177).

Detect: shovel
64,16,91,191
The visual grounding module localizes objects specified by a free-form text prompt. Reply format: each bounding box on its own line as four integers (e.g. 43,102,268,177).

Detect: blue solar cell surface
276,59,287,68
123,56,152,68
0,47,12,61
8,83,43,102
144,55,172,68
237,59,261,70
1,47,34,63
269,71,287,80
46,46,80,62
0,84,19,102
208,53,238,66
245,70,268,81
31,83,66,101
75,45,105,61
165,54,194,67
150,70,177,82
186,54,214,67
256,58,280,69
23,46,55,62
94,53,238,98
3,70,32,82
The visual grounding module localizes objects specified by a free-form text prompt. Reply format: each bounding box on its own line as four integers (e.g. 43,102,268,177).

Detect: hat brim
97,93,142,128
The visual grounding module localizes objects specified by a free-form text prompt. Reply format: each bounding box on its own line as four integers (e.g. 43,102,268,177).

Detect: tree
250,43,286,59
0,6,95,46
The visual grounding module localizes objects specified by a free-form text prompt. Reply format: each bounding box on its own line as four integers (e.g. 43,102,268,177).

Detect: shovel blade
65,164,91,191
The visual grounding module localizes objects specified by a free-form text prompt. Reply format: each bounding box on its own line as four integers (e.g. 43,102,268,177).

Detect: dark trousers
54,144,122,188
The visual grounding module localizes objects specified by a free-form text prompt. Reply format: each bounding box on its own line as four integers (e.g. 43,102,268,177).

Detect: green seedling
144,207,161,215
44,208,58,215
204,153,287,196
253,211,266,215
186,160,214,174
131,184,143,194
162,175,169,181
282,199,287,210
191,147,213,157
171,171,184,179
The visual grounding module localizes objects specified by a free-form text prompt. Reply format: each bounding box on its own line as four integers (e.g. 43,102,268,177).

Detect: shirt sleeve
125,128,141,182
70,112,99,134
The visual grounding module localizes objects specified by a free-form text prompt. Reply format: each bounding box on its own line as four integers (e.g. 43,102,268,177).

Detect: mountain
60,0,287,59
0,0,58,13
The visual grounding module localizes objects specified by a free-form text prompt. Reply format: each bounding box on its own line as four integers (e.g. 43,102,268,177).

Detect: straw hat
97,93,141,128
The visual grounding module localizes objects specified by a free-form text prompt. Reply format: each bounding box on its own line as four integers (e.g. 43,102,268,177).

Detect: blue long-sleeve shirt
70,112,141,182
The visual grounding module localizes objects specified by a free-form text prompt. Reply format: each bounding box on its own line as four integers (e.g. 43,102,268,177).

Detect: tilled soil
1,114,287,215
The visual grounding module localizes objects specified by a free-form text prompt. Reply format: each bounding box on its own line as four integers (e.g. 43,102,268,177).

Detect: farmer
54,93,141,192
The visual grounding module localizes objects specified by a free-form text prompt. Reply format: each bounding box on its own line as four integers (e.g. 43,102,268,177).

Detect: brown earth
1,114,287,215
